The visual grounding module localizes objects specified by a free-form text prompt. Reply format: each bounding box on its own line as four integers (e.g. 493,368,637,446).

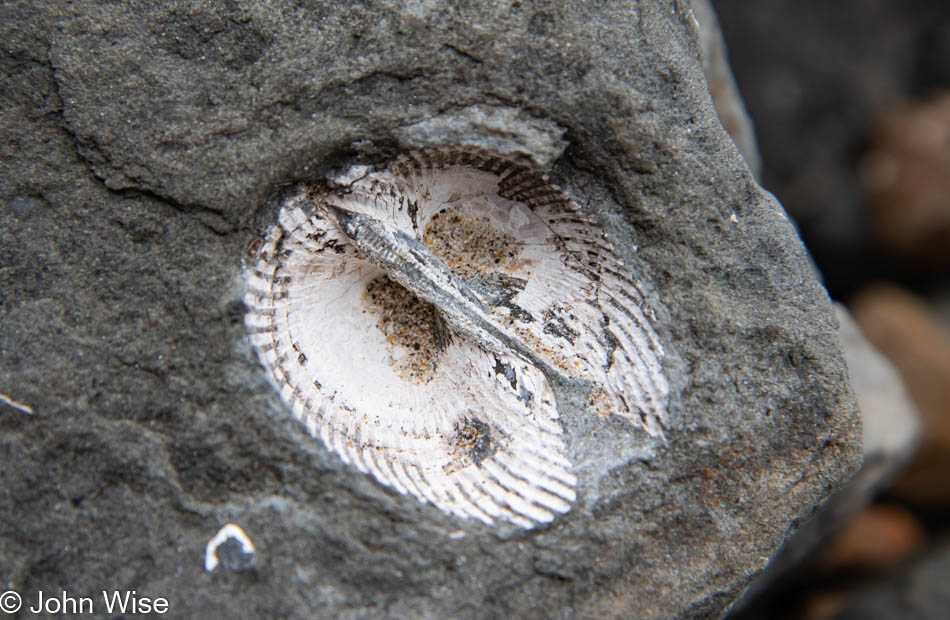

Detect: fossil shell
244,147,668,528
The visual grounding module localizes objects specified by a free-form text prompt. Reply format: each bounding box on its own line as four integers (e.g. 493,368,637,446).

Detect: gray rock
690,0,762,177
726,304,919,617
0,1,860,618
838,304,920,480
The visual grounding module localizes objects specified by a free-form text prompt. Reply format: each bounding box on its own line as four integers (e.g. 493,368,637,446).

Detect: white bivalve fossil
244,147,668,528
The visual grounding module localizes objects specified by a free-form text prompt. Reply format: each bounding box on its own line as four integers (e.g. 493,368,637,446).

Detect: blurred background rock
709,0,950,618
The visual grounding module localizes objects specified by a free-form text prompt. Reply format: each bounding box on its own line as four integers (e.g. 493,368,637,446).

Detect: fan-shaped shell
243,147,668,527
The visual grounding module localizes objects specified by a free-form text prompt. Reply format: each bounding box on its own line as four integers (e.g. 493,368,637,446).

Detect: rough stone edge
690,0,762,178
724,303,921,617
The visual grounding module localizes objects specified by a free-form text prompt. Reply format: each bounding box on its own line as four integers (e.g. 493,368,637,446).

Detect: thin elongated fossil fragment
244,147,668,528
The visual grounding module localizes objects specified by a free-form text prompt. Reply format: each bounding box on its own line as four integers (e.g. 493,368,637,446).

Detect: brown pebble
859,91,950,267
816,504,926,573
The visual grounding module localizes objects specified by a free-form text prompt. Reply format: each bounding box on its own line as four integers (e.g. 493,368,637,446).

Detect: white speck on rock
0,392,33,415
205,523,256,572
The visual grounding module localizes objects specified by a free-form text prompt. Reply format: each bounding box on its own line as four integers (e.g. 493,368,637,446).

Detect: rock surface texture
727,304,919,617
690,0,761,178
0,2,860,618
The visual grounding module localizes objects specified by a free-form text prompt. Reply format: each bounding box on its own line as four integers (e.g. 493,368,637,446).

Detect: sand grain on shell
364,275,444,383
